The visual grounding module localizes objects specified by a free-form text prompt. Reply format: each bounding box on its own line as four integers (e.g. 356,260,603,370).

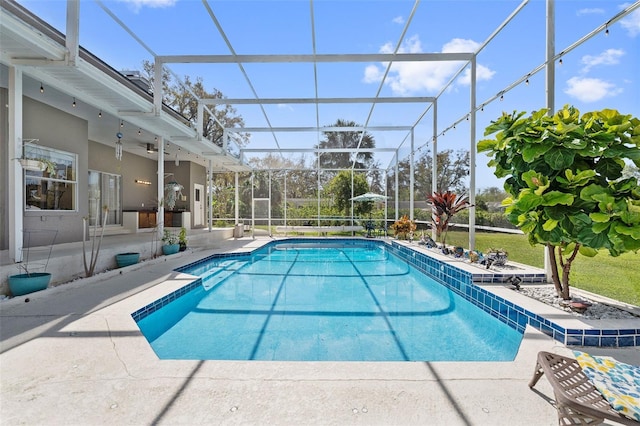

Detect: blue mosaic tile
584,336,600,346
553,330,565,342
566,335,583,345
601,336,618,347
618,336,635,347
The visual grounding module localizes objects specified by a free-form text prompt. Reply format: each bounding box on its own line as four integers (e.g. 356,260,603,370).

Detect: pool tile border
131,278,202,322
386,241,639,348
132,238,638,348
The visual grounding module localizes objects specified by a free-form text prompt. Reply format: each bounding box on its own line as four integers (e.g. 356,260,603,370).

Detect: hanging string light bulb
115,132,123,161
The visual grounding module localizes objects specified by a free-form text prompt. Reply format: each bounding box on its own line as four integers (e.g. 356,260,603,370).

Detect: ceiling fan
140,143,168,155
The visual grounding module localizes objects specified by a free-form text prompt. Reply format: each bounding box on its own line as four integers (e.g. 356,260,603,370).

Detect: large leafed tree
479,106,640,300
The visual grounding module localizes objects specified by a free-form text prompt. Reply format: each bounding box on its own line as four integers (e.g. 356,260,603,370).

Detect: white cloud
576,8,604,16
620,7,640,37
277,104,294,111
459,64,496,86
392,16,405,25
442,38,481,53
119,0,177,13
363,64,383,83
564,77,623,102
581,48,625,73
363,35,493,95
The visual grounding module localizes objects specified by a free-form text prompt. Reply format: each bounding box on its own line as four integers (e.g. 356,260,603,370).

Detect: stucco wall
22,96,89,245
88,141,159,210
164,161,207,228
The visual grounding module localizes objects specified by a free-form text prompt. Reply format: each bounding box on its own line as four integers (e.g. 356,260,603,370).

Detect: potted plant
8,264,52,297
479,105,640,299
8,229,57,297
162,229,180,255
390,215,417,240
115,252,140,268
18,157,56,175
178,227,188,252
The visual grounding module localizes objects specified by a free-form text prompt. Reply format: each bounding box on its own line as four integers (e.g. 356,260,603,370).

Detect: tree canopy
316,119,378,172
325,171,370,217
390,149,469,200
142,60,249,149
479,105,640,299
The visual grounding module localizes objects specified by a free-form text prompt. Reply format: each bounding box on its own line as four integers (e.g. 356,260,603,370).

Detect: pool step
200,260,248,290
202,269,236,290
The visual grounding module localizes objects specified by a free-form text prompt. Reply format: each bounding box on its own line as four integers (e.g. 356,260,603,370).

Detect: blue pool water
136,240,523,361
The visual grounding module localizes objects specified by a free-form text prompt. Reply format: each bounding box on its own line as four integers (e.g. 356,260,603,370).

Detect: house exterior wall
88,141,159,211
163,160,207,229
21,96,89,245
1,87,209,251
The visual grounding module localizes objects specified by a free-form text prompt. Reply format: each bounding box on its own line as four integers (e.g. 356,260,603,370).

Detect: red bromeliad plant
427,191,471,246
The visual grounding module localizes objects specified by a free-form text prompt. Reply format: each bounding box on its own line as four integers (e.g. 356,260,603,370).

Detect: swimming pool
135,239,523,361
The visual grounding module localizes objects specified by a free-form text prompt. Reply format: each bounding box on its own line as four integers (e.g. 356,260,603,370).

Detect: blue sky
17,0,640,191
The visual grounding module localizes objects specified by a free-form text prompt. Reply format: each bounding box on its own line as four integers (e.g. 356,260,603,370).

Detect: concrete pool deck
1,237,638,425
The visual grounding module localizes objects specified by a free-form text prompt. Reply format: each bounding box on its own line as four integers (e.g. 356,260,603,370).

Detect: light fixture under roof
40,83,44,93
146,143,157,153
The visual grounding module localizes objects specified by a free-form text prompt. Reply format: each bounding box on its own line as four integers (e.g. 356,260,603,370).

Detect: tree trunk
561,262,572,300
547,244,563,296
560,243,581,300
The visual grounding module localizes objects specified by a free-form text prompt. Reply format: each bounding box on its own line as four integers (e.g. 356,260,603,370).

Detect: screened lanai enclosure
187,0,638,246
4,0,639,252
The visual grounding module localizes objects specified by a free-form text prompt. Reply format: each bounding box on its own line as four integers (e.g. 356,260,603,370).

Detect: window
88,171,122,226
24,145,77,211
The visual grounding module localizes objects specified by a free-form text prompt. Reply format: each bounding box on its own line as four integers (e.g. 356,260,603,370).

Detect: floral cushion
574,351,640,422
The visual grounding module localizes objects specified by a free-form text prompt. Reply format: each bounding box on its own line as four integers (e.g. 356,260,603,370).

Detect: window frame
88,169,123,226
23,144,78,212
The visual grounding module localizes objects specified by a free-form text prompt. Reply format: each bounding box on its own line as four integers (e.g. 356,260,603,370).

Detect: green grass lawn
443,231,640,306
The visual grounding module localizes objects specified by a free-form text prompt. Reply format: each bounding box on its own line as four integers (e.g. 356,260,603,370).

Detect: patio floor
1,236,638,425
